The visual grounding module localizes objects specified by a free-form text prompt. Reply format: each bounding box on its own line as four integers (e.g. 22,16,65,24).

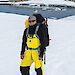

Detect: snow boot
20,66,30,75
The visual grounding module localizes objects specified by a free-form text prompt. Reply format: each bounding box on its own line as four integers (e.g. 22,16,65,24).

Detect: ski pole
44,52,46,64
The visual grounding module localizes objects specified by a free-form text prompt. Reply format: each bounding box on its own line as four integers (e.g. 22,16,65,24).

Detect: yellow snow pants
20,34,43,75
20,49,43,75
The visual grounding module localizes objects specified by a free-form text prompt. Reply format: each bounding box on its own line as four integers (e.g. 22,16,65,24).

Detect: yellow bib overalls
20,28,43,75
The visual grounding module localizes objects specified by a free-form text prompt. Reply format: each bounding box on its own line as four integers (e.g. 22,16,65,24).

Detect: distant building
9,0,28,2
65,0,75,2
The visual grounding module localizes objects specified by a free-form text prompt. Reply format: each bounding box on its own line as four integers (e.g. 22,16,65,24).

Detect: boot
20,66,30,75
35,67,42,75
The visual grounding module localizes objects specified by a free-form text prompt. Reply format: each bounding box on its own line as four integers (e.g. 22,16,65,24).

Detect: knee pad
20,66,30,75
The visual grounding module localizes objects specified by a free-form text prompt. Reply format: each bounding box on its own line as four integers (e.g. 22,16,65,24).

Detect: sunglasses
28,20,36,23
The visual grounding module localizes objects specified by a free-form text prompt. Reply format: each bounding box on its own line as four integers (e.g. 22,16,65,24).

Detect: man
20,14,49,75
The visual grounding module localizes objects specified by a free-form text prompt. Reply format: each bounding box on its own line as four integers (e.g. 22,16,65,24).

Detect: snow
0,12,28,75
16,0,75,7
0,12,75,75
46,16,75,75
0,0,75,7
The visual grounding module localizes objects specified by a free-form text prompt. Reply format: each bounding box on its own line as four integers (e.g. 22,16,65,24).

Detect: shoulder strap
42,20,46,25
35,25,39,34
35,24,40,39
26,24,40,38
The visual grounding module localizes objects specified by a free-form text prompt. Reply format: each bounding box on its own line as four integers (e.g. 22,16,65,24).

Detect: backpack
33,14,49,47
33,14,49,65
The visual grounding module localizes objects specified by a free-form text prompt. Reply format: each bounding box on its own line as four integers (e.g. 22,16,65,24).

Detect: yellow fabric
20,34,43,74
26,34,41,48
20,50,43,75
25,19,29,28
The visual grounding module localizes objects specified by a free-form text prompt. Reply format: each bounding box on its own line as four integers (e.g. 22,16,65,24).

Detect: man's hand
39,57,42,60
20,54,24,59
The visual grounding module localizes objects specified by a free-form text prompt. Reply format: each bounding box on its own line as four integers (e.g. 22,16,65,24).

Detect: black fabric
28,23,37,35
21,28,27,55
39,47,46,58
33,14,49,47
33,14,45,23
35,67,42,75
20,66,30,75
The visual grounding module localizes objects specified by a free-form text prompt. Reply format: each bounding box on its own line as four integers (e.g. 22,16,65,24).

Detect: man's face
28,18,37,26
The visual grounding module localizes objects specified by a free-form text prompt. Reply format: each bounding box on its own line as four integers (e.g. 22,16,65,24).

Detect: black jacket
21,23,49,58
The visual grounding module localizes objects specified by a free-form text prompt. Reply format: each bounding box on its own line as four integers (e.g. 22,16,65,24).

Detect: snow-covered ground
0,12,75,75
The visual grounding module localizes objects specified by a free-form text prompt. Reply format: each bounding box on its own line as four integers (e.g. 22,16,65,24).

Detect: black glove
39,47,46,58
